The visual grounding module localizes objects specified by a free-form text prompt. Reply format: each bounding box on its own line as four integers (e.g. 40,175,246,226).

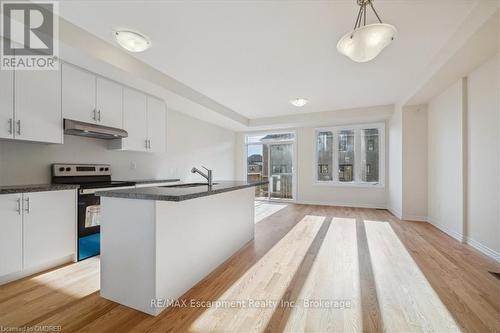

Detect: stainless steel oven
52,164,136,260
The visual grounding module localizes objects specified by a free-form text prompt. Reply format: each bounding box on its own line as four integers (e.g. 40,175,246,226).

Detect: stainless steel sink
162,182,218,188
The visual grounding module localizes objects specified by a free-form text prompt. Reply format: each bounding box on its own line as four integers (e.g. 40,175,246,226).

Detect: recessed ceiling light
114,30,151,53
290,98,308,107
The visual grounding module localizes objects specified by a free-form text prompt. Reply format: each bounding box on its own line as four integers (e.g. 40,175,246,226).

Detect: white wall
402,105,428,221
0,109,236,185
424,54,500,260
388,107,403,217
427,79,465,240
466,56,499,256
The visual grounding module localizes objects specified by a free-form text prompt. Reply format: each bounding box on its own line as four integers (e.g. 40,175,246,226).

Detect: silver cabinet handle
98,110,101,122
92,109,96,121
8,118,13,134
16,120,21,135
148,139,151,149
16,198,21,215
24,197,30,214
145,139,149,149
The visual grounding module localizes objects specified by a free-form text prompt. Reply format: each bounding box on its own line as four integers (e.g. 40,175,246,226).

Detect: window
315,124,384,186
338,130,355,182
361,128,379,182
316,131,333,181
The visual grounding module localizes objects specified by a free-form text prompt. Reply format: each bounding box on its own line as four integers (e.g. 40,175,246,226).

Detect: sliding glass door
246,133,295,201
269,143,293,199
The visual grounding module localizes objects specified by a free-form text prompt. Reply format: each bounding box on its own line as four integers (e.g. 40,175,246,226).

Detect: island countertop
96,180,267,202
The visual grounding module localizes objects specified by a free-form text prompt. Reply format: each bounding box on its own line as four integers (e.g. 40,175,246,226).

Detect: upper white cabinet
110,89,166,153
23,190,76,269
0,67,62,144
121,88,148,151
147,96,166,153
62,63,96,124
96,78,123,128
15,69,63,144
62,63,124,128
0,70,14,140
0,194,23,277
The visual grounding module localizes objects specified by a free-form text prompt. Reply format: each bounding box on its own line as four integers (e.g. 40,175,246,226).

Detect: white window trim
313,123,385,188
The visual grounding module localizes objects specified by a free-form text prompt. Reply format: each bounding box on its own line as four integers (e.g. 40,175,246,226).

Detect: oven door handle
79,186,136,195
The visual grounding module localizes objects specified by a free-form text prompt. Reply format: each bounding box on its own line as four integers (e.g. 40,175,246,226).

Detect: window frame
313,123,385,188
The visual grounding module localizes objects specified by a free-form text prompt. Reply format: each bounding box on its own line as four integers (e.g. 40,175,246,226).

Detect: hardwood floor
0,204,499,332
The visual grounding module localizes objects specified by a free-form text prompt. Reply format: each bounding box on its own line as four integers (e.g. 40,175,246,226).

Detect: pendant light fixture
337,0,396,63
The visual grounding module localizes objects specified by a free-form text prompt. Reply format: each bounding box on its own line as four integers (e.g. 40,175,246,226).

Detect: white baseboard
464,236,500,262
295,200,386,210
427,218,464,242
427,218,500,262
402,214,428,222
0,254,75,286
387,206,402,219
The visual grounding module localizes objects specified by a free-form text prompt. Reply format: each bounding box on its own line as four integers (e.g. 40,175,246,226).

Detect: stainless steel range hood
64,119,128,140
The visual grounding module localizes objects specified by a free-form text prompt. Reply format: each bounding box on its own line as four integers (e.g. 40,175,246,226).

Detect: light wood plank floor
0,204,499,332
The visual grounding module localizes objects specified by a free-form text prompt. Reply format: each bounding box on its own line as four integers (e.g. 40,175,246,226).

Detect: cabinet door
62,63,96,124
23,190,76,269
122,88,148,151
147,97,166,153
0,69,14,139
96,77,123,128
0,194,23,277
14,69,63,144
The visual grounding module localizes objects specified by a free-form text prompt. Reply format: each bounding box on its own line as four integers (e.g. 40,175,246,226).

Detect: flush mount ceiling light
290,98,308,107
114,30,151,52
337,0,396,63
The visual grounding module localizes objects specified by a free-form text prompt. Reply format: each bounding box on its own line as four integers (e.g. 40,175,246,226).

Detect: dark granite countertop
96,180,267,202
121,178,181,185
0,184,79,194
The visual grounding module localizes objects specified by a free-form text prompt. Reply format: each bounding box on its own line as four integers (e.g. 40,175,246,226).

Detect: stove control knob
65,167,71,172
100,167,104,171
104,167,109,171
59,167,65,172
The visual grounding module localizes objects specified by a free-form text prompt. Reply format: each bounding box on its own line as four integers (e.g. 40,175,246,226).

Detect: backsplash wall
0,110,236,185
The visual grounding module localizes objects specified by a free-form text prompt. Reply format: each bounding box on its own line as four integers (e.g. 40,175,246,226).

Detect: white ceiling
59,0,478,120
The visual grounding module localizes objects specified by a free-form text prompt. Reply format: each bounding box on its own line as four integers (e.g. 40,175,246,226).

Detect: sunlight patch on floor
0,257,100,326
364,220,461,332
254,201,288,224
282,217,363,332
189,215,326,333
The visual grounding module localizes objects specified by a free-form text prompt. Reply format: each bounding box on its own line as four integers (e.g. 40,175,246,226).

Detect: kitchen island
96,181,265,315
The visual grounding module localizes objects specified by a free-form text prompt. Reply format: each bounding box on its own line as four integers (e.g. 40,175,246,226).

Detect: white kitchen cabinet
110,88,148,151
0,194,23,277
23,190,76,269
62,63,97,124
147,96,166,153
96,77,123,128
62,63,124,129
14,69,63,144
0,69,14,139
109,90,166,153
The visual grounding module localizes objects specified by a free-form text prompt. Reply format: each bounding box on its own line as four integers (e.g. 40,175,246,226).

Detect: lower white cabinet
0,190,76,282
0,194,23,276
23,190,76,269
